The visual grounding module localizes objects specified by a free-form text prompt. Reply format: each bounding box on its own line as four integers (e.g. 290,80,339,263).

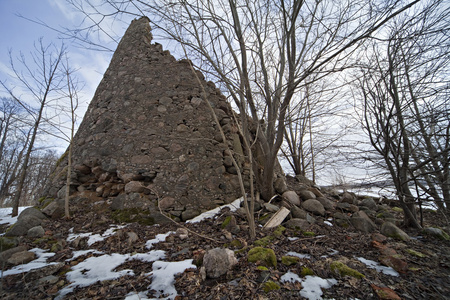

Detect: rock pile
40,17,281,222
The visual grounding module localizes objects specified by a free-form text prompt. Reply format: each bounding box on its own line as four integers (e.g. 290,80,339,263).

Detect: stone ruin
42,17,272,222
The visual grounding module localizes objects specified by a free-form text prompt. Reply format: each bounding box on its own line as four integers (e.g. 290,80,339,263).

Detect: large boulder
316,197,336,211
17,207,46,221
302,199,325,216
41,199,65,219
202,248,237,278
5,215,43,237
381,222,410,241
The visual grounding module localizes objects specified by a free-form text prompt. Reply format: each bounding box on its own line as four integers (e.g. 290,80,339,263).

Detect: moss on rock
247,247,277,268
281,255,300,266
301,266,315,277
263,280,280,293
111,208,155,225
330,261,365,279
0,236,18,252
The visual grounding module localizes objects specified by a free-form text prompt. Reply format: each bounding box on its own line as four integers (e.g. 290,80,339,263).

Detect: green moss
406,249,427,258
391,207,403,213
330,261,365,279
263,280,280,293
230,239,243,248
255,236,273,247
258,214,271,221
273,225,286,237
247,247,277,268
257,266,269,271
221,216,232,229
111,208,155,225
303,231,315,237
301,267,315,277
0,237,18,252
281,256,300,266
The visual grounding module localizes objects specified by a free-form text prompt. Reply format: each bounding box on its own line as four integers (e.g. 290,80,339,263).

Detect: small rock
124,181,147,193
7,251,36,265
316,197,335,210
0,245,27,264
308,187,324,198
302,199,325,216
159,197,175,210
126,231,139,244
298,190,316,201
371,233,387,243
274,178,288,194
203,248,237,278
336,202,359,213
264,203,279,212
282,191,301,206
360,198,378,211
176,228,189,240
291,205,307,219
181,208,200,221
381,222,410,241
27,226,45,238
341,192,356,204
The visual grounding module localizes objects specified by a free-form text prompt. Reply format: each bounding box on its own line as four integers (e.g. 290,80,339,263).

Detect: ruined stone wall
43,17,250,221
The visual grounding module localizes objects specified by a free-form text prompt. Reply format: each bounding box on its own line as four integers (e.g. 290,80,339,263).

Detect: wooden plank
263,206,290,229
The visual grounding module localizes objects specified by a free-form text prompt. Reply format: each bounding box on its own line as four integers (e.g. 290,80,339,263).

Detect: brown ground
1,197,449,300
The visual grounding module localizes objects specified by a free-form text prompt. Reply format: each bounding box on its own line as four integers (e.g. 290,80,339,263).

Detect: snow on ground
286,251,312,259
0,248,57,278
67,224,127,246
146,232,176,249
356,257,399,276
186,197,243,223
281,271,337,300
0,206,30,226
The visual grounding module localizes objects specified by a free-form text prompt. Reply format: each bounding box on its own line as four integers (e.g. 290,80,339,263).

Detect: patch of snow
66,225,126,246
125,291,151,300
281,271,337,300
286,251,311,259
324,221,333,226
146,232,176,249
57,250,166,299
0,248,57,278
69,249,104,260
288,237,299,241
0,206,30,226
147,259,197,299
186,197,243,223
356,257,399,276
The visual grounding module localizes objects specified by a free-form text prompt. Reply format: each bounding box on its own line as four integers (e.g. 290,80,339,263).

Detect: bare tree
63,0,420,202
355,0,450,226
0,39,66,216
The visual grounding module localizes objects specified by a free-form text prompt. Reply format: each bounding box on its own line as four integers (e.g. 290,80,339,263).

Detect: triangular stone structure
43,17,251,221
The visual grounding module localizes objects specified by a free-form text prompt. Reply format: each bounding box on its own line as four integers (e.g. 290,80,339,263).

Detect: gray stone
360,198,378,211
291,205,307,219
27,226,45,238
274,177,288,194
282,191,301,206
202,248,238,278
316,197,335,210
298,190,316,201
381,222,410,241
111,194,126,210
285,218,310,231
126,231,139,244
17,207,46,221
264,203,280,213
0,245,27,263
302,199,325,216
351,211,376,233
5,215,43,237
336,202,359,213
41,199,65,219
159,197,175,210
38,275,59,285
7,251,36,265
423,227,449,240
341,192,356,204
24,262,65,282
181,208,200,221
124,181,147,193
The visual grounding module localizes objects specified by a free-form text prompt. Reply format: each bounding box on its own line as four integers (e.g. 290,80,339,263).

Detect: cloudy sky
0,0,131,150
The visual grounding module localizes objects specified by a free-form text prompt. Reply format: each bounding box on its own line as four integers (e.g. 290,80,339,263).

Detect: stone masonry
43,17,254,221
